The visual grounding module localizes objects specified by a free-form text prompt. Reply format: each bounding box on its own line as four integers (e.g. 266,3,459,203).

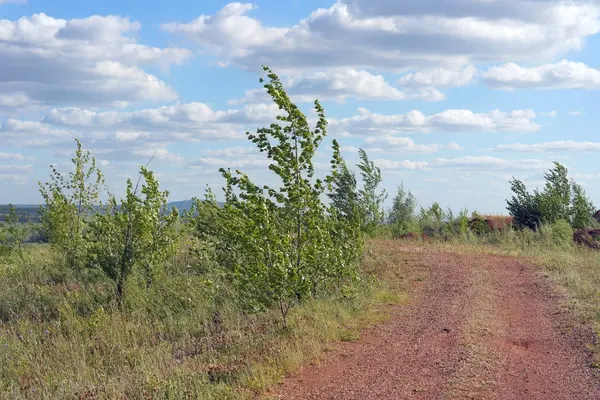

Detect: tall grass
0,241,408,399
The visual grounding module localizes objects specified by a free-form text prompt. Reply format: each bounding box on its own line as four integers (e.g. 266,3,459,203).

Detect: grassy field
0,241,409,399
2,230,600,398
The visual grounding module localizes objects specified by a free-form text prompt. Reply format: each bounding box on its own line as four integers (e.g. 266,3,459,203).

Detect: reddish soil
267,246,600,399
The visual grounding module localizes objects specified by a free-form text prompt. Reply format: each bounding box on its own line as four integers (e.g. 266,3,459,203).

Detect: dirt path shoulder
267,245,600,399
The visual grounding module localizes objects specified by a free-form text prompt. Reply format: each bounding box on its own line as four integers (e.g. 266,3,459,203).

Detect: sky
1,0,599,214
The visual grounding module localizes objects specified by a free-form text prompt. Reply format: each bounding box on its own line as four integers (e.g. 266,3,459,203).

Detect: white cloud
373,155,550,172
446,141,463,150
397,65,477,88
430,156,550,170
229,69,445,104
287,69,406,102
568,111,586,116
0,152,25,161
132,147,184,163
483,60,600,90
0,13,191,110
330,107,539,136
191,157,270,170
424,177,450,183
31,101,281,146
0,164,33,172
492,141,600,152
203,147,257,157
0,174,27,185
164,2,600,73
375,159,430,171
1,101,284,164
540,111,558,117
364,136,441,153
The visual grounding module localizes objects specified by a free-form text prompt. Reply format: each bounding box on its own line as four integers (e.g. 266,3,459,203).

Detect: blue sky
1,0,599,214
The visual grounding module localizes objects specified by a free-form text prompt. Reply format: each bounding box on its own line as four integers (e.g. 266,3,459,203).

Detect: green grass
0,241,409,399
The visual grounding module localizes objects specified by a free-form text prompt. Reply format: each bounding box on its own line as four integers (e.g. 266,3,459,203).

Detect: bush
548,219,574,248
507,162,596,230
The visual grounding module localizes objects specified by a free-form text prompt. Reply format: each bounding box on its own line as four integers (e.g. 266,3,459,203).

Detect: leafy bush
507,162,596,230
39,139,105,269
547,219,574,248
86,166,181,306
388,183,418,238
188,66,363,325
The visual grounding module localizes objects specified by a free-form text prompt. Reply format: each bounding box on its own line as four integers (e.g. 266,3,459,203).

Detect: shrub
188,66,363,326
549,219,574,248
507,162,596,230
86,166,180,306
38,139,105,269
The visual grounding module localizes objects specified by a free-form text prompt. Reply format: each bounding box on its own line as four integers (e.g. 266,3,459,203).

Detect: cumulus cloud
397,65,477,88
364,136,442,153
0,13,191,111
229,69,445,104
374,159,430,171
372,155,551,172
0,174,27,185
483,60,600,90
1,101,283,164
164,1,600,73
0,152,25,161
429,156,550,170
0,164,33,172
35,101,281,143
492,141,600,152
329,107,540,136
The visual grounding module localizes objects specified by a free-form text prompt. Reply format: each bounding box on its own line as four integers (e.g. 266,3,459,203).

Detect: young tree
507,162,594,230
86,166,180,305
191,66,362,325
506,178,543,230
328,145,360,221
357,148,387,234
536,162,571,224
0,205,30,260
388,183,417,236
570,181,595,229
39,139,105,269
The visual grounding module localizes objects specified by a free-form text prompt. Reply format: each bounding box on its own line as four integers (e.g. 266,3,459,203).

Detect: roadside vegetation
0,67,401,399
1,66,600,398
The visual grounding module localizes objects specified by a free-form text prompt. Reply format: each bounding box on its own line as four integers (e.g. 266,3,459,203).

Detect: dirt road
268,246,600,399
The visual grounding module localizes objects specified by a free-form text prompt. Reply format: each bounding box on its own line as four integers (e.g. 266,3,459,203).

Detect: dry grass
0,242,411,399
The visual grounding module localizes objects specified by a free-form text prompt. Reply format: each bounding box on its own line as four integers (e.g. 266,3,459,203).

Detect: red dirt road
268,246,600,399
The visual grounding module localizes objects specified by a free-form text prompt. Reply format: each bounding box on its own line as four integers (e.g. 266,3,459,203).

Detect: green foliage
417,203,447,238
86,166,180,305
547,219,574,248
507,162,596,230
445,207,470,237
536,162,571,224
357,148,387,235
190,66,362,325
506,178,543,230
327,147,360,222
571,182,596,229
467,211,491,236
0,204,30,260
388,183,418,237
38,139,105,269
